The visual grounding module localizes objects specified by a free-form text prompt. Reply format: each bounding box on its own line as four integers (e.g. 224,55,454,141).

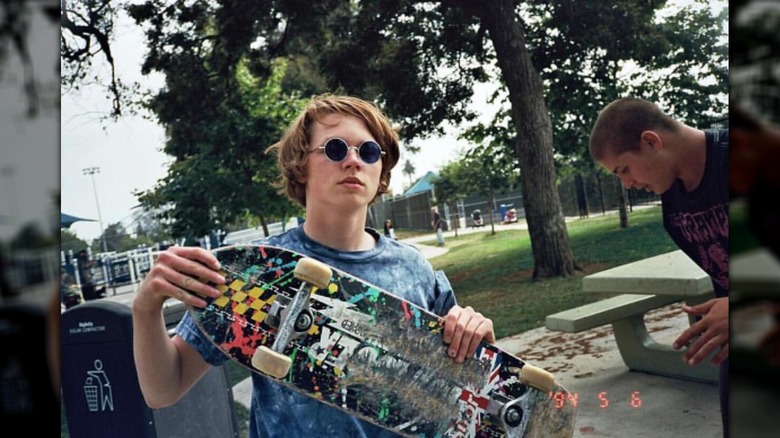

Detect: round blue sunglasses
316,138,385,164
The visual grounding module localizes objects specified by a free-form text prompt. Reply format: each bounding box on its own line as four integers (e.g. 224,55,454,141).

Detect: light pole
82,167,108,253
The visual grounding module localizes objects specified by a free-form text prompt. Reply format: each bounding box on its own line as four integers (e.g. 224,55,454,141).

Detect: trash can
61,300,238,437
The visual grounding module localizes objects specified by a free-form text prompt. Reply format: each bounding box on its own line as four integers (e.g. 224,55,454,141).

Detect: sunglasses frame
316,138,386,164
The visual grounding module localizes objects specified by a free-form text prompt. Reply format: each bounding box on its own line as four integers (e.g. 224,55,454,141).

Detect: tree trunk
488,191,496,236
260,215,270,237
618,185,629,228
449,202,459,237
596,173,606,214
575,173,589,218
479,0,578,278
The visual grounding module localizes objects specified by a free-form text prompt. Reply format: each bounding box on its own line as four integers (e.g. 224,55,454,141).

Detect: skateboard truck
251,258,332,378
484,363,554,432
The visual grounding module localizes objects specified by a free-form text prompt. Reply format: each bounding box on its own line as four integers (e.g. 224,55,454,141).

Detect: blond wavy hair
267,95,401,207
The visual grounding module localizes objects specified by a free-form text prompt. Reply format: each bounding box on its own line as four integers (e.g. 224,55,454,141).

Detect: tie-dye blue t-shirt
175,226,457,437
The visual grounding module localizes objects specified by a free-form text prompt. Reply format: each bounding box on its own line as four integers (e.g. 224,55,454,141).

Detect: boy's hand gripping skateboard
188,244,577,437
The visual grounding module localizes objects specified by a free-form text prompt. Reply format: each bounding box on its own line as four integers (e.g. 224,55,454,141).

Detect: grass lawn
421,206,678,339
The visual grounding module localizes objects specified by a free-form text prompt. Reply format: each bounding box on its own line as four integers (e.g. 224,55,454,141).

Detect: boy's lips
339,177,363,186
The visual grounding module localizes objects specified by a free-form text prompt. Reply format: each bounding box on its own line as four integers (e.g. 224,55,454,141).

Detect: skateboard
188,244,577,437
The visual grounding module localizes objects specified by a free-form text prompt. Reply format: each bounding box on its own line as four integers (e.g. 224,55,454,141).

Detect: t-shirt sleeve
174,311,229,367
431,270,457,316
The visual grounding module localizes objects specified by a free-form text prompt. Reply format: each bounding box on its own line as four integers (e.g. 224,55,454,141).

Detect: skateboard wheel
519,364,555,393
252,346,292,379
294,258,332,289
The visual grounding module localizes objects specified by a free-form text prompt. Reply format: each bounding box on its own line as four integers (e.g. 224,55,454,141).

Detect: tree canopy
61,0,728,279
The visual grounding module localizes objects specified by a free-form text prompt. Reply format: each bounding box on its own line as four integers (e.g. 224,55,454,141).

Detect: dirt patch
502,302,690,375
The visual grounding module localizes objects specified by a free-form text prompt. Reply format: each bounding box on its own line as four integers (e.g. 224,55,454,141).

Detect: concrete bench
546,294,680,332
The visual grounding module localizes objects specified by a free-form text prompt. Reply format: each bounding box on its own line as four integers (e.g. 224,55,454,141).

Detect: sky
0,7,59,242
61,0,725,244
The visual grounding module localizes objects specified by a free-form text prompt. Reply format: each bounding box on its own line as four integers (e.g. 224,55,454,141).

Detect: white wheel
294,258,332,289
251,346,292,379
519,364,555,393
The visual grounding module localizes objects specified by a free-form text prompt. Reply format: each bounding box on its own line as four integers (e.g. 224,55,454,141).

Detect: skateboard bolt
503,405,524,428
294,311,313,332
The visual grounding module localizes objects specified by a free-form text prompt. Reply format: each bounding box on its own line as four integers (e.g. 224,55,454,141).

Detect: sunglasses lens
324,138,348,162
359,141,382,164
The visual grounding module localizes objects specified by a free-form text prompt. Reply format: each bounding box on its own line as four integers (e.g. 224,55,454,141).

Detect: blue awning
61,212,95,228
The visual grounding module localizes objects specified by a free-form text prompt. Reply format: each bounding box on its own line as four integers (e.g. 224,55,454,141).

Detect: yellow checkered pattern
213,278,276,323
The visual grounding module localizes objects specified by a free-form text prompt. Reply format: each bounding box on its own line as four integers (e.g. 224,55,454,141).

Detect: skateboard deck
188,244,576,437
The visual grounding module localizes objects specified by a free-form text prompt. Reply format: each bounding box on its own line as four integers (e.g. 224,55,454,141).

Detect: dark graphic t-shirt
662,129,729,297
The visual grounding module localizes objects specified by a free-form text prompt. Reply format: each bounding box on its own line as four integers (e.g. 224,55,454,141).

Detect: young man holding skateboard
589,97,729,436
132,95,495,437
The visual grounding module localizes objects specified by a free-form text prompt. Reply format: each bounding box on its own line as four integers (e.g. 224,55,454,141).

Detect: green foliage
402,160,416,187
10,222,55,249
61,229,90,254
129,9,307,238
432,160,467,207
467,1,728,174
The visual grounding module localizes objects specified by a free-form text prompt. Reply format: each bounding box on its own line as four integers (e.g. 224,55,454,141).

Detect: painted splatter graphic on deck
188,245,576,438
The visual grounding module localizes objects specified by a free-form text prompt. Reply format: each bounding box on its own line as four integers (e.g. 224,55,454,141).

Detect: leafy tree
402,160,416,189
61,0,127,117
63,1,727,279
432,160,467,237
93,222,127,253
116,0,576,278
128,207,171,244
130,51,305,237
462,144,520,236
11,221,53,249
464,1,726,230
61,228,90,254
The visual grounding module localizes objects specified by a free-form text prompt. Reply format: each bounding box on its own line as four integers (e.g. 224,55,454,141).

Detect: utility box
61,300,237,437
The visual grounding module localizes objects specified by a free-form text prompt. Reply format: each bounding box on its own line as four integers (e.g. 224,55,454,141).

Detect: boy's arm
132,246,225,408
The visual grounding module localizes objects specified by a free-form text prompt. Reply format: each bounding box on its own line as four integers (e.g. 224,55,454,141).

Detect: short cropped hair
267,95,401,207
589,97,680,161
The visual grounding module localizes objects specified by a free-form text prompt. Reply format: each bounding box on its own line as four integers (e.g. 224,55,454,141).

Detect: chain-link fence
370,172,661,232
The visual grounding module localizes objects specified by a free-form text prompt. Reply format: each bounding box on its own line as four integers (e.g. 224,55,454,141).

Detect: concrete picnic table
578,250,719,383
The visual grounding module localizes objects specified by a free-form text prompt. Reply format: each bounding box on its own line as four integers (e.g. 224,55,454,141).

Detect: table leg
611,315,719,383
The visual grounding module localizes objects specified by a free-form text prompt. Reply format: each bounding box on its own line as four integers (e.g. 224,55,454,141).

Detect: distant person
131,94,494,437
76,250,99,300
383,218,396,240
590,96,729,437
730,104,780,367
431,206,445,246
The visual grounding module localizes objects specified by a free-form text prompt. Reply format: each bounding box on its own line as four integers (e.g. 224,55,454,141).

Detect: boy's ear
640,131,662,150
